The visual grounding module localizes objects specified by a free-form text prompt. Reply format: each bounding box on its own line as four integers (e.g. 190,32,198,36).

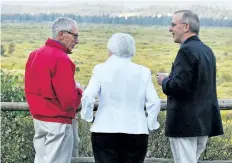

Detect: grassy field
1,23,232,99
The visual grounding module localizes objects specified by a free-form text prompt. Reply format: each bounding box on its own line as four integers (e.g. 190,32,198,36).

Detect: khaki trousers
72,117,80,157
169,136,208,163
33,119,73,163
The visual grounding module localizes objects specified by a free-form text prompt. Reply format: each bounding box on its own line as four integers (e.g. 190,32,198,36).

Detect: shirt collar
45,38,68,53
181,35,200,47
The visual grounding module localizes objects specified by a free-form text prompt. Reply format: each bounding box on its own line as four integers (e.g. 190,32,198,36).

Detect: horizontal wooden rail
1,99,232,111
71,157,232,163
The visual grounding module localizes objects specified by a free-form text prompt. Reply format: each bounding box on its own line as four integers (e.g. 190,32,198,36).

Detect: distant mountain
2,1,232,19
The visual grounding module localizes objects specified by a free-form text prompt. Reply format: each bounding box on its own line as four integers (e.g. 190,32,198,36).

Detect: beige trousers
33,119,73,163
72,116,80,158
169,136,208,163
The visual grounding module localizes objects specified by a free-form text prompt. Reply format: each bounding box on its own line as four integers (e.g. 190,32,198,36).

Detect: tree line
2,13,232,27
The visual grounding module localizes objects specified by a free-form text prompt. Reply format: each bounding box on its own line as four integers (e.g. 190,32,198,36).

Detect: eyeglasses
63,30,79,40
171,22,187,27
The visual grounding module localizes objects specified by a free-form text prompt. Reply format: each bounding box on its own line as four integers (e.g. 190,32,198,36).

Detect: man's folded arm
162,49,197,97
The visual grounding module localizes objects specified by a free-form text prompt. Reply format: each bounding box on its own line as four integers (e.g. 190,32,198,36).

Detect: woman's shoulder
131,62,151,73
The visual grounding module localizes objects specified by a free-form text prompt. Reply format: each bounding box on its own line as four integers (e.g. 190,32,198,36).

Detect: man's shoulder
46,44,66,55
182,36,209,49
40,44,69,62
180,39,200,54
29,45,70,64
30,45,44,54
28,46,45,58
181,38,212,54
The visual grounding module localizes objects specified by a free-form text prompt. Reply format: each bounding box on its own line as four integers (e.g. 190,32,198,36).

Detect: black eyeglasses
171,22,187,27
62,30,79,40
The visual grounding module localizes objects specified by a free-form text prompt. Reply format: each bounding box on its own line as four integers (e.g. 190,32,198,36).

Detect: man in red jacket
24,17,82,163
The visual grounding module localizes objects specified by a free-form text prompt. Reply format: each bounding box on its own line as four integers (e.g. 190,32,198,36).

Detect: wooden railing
71,157,232,163
1,99,232,111
1,99,232,163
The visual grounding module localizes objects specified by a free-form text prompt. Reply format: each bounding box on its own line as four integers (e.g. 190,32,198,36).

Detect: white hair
107,33,136,58
51,17,77,39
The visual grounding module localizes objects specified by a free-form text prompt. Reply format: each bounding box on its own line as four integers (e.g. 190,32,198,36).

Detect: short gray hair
107,33,136,58
174,10,200,35
52,17,77,38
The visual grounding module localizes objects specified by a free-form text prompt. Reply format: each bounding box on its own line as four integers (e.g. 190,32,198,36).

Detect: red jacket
25,38,82,124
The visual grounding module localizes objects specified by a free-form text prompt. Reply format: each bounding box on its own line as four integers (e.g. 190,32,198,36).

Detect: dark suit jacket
162,35,224,137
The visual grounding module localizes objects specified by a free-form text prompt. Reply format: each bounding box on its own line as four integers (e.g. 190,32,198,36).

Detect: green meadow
1,23,232,99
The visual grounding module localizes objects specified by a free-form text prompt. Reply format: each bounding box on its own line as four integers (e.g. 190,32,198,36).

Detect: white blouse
81,55,161,134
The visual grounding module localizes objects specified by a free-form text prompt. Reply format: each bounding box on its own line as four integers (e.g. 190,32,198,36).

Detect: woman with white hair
81,33,161,163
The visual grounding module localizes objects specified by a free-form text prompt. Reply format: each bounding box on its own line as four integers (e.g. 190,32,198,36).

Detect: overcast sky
3,0,232,3
2,0,232,9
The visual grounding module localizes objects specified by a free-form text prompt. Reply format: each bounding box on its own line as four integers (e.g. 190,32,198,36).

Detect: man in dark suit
157,10,224,163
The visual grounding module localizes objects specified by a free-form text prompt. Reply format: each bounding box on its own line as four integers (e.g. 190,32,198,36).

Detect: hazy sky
3,0,232,9
3,0,232,3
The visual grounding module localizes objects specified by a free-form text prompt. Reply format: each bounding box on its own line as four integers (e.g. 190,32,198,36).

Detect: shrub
1,70,25,102
1,44,6,56
221,73,232,82
8,42,16,54
1,111,34,163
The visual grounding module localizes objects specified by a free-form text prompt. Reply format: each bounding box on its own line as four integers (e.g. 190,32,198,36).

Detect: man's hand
76,82,84,92
157,73,168,86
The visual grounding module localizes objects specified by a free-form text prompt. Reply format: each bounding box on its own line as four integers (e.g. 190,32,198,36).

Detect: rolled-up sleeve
81,66,101,122
145,71,161,130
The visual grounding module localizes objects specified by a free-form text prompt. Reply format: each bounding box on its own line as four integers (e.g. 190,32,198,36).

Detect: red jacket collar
45,38,68,53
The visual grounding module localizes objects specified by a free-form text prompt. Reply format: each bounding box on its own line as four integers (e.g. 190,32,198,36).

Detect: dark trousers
91,132,149,163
